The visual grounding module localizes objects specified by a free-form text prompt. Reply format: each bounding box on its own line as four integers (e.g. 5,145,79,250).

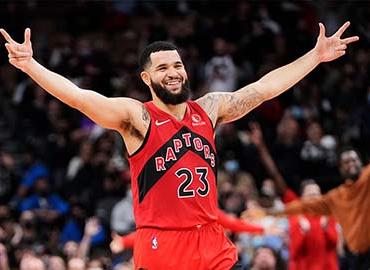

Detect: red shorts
133,222,238,270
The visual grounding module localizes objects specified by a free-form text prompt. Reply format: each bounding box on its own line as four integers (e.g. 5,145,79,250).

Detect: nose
166,66,180,78
346,158,357,166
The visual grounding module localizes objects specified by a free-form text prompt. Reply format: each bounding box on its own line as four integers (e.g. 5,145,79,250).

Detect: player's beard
151,79,190,105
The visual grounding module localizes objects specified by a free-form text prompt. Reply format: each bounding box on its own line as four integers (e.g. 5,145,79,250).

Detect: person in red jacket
249,123,339,270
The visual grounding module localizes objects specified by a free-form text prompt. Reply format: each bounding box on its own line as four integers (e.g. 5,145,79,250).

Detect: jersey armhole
127,121,151,158
128,103,153,158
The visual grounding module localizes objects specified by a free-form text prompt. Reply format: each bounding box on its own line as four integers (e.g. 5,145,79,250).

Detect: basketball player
0,22,358,270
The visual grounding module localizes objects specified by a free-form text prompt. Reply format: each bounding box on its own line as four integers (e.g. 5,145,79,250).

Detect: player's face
339,150,363,180
146,50,190,105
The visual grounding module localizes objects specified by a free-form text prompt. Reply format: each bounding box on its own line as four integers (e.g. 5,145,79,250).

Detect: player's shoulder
108,97,149,128
195,92,218,104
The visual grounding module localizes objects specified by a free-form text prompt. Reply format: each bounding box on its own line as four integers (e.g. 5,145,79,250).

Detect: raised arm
0,28,143,132
77,217,100,260
197,22,359,126
249,123,288,197
280,195,332,216
244,191,333,219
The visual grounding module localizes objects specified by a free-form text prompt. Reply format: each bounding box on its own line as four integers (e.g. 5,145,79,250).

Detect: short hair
337,146,361,161
251,245,285,269
139,41,178,70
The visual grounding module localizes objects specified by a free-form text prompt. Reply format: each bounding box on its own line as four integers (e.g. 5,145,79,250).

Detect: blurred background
0,1,369,269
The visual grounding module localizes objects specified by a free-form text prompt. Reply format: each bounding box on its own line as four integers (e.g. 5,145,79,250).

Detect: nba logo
151,236,158,250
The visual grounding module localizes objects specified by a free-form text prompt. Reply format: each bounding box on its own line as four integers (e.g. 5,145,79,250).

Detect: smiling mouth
164,80,182,86
164,80,182,91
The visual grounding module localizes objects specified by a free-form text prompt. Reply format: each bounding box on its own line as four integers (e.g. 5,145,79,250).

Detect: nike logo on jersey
155,119,170,126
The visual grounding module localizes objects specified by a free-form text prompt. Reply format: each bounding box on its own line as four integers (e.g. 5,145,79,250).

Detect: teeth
165,81,181,85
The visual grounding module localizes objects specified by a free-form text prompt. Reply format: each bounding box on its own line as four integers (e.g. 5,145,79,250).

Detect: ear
140,71,151,87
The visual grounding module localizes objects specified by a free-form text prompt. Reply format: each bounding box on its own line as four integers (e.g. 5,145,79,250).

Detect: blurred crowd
0,1,369,269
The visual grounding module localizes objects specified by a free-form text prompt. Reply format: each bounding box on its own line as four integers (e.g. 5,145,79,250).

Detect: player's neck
153,99,187,121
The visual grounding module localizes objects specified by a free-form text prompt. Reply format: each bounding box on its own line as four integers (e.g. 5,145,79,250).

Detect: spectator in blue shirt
60,202,105,247
17,146,50,199
19,177,69,224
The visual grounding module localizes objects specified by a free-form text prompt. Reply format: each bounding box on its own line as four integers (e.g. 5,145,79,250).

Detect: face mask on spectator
224,160,239,173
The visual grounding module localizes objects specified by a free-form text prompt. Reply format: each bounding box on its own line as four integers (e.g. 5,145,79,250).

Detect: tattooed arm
197,22,359,126
15,57,144,131
197,48,319,126
196,84,264,126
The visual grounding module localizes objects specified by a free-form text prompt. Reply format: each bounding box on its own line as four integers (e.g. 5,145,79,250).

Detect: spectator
47,256,66,270
0,148,17,203
17,211,38,247
250,246,284,270
77,217,101,260
249,122,339,270
268,148,370,270
60,204,104,248
19,255,46,270
95,173,124,227
17,146,49,199
110,190,134,235
19,177,69,224
300,120,337,186
204,37,238,92
0,243,10,270
67,257,86,270
271,115,303,192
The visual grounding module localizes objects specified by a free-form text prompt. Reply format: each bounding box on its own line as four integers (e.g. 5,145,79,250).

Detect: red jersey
128,100,218,229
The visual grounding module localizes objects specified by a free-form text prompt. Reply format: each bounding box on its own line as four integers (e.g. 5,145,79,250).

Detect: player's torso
128,100,218,229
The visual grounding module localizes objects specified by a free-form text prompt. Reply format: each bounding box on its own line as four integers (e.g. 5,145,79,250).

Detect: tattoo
198,87,264,126
196,93,221,127
141,104,150,126
219,88,263,123
120,105,150,139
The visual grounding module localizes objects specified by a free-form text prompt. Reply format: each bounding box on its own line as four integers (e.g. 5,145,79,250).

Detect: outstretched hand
315,21,359,62
0,28,33,71
241,208,267,220
110,232,125,254
84,217,100,237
